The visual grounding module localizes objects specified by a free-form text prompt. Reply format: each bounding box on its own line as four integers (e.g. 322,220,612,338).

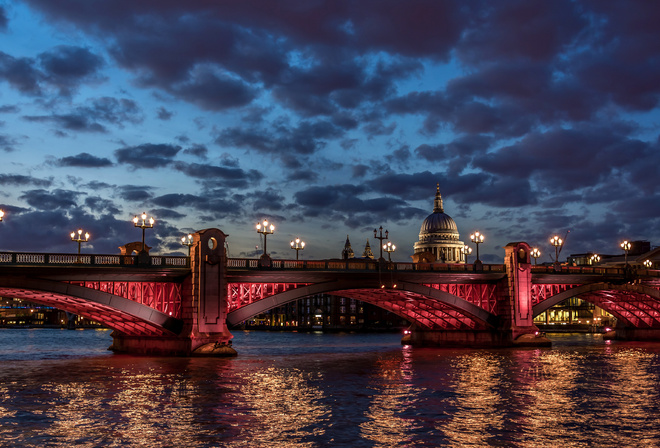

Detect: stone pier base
402,328,551,348
610,327,660,341
109,331,237,357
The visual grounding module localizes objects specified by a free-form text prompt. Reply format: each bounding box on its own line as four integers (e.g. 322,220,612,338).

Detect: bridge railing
0,252,190,268
227,258,506,272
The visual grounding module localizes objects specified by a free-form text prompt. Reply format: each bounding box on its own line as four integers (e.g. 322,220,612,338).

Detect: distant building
411,184,466,263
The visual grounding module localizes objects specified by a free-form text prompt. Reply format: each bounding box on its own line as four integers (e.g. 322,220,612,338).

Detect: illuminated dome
412,185,465,263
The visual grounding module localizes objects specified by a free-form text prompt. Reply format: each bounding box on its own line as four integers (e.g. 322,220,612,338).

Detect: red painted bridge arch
533,282,660,329
226,279,501,330
0,276,184,336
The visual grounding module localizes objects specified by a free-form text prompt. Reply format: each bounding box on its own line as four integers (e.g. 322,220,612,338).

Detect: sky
0,0,659,263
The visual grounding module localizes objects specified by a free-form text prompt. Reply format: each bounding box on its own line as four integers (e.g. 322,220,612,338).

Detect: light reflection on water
2,330,660,447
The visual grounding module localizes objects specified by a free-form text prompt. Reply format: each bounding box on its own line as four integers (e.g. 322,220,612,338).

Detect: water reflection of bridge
0,229,659,355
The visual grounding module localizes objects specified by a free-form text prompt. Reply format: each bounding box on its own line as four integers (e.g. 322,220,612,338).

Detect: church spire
342,235,354,259
362,239,374,259
433,183,444,213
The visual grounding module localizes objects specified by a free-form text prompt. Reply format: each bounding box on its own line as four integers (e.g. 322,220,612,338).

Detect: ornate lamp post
590,254,601,265
181,234,194,256
462,245,472,263
643,259,652,269
133,212,155,254
290,237,305,260
550,235,563,265
374,226,389,260
621,240,631,265
470,231,484,263
531,248,541,265
383,241,396,262
256,219,275,256
70,229,90,263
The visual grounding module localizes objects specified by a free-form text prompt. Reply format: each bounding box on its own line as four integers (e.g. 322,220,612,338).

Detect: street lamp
181,234,194,256
462,245,472,263
383,241,396,262
256,219,275,256
643,259,652,269
621,240,631,265
531,248,541,265
590,254,601,265
374,226,389,260
133,212,155,254
0,209,4,222
70,229,90,262
290,237,305,260
550,235,563,266
470,231,485,263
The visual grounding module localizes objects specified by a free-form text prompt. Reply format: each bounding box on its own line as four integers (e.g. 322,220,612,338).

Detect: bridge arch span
533,282,660,328
0,277,183,336
227,279,499,330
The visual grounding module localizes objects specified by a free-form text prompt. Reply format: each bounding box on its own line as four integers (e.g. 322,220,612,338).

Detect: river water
1,329,660,447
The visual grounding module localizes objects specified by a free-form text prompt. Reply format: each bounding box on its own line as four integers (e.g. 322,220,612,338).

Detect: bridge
1,228,659,355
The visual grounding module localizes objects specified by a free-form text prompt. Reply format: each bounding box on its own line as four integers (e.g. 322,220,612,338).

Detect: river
1,329,659,447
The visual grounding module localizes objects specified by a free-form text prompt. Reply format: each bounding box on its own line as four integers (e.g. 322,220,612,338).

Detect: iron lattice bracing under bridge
532,279,660,329
0,251,188,336
226,257,660,336
226,258,507,331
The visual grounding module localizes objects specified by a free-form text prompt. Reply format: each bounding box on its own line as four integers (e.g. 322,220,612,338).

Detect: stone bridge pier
404,242,551,347
110,228,236,356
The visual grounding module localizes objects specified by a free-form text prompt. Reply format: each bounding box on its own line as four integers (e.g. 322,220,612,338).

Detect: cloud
18,188,84,210
23,97,143,133
56,152,113,167
37,45,104,94
116,185,154,202
0,174,52,187
0,134,17,152
156,106,173,120
0,51,42,95
0,6,7,32
172,161,263,189
114,143,181,169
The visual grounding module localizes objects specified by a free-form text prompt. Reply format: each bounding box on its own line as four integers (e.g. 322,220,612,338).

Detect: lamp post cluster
70,229,90,262
290,237,305,260
621,240,631,265
462,245,472,263
181,234,194,256
470,231,484,263
133,212,155,254
383,241,396,262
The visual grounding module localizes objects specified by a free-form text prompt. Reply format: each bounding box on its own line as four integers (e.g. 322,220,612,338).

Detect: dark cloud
294,183,424,228
115,143,181,169
156,106,173,120
56,152,113,167
0,105,19,113
18,188,84,210
182,144,208,159
0,6,7,31
38,45,104,94
0,174,52,187
116,185,154,202
84,196,120,214
219,119,343,161
0,51,42,95
172,161,263,189
23,97,142,133
0,134,17,152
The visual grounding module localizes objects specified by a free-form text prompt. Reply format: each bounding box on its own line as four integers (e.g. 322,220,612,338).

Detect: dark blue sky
0,0,658,262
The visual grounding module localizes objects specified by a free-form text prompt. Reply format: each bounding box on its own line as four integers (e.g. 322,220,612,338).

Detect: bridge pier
609,327,660,341
402,242,551,348
110,228,236,357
